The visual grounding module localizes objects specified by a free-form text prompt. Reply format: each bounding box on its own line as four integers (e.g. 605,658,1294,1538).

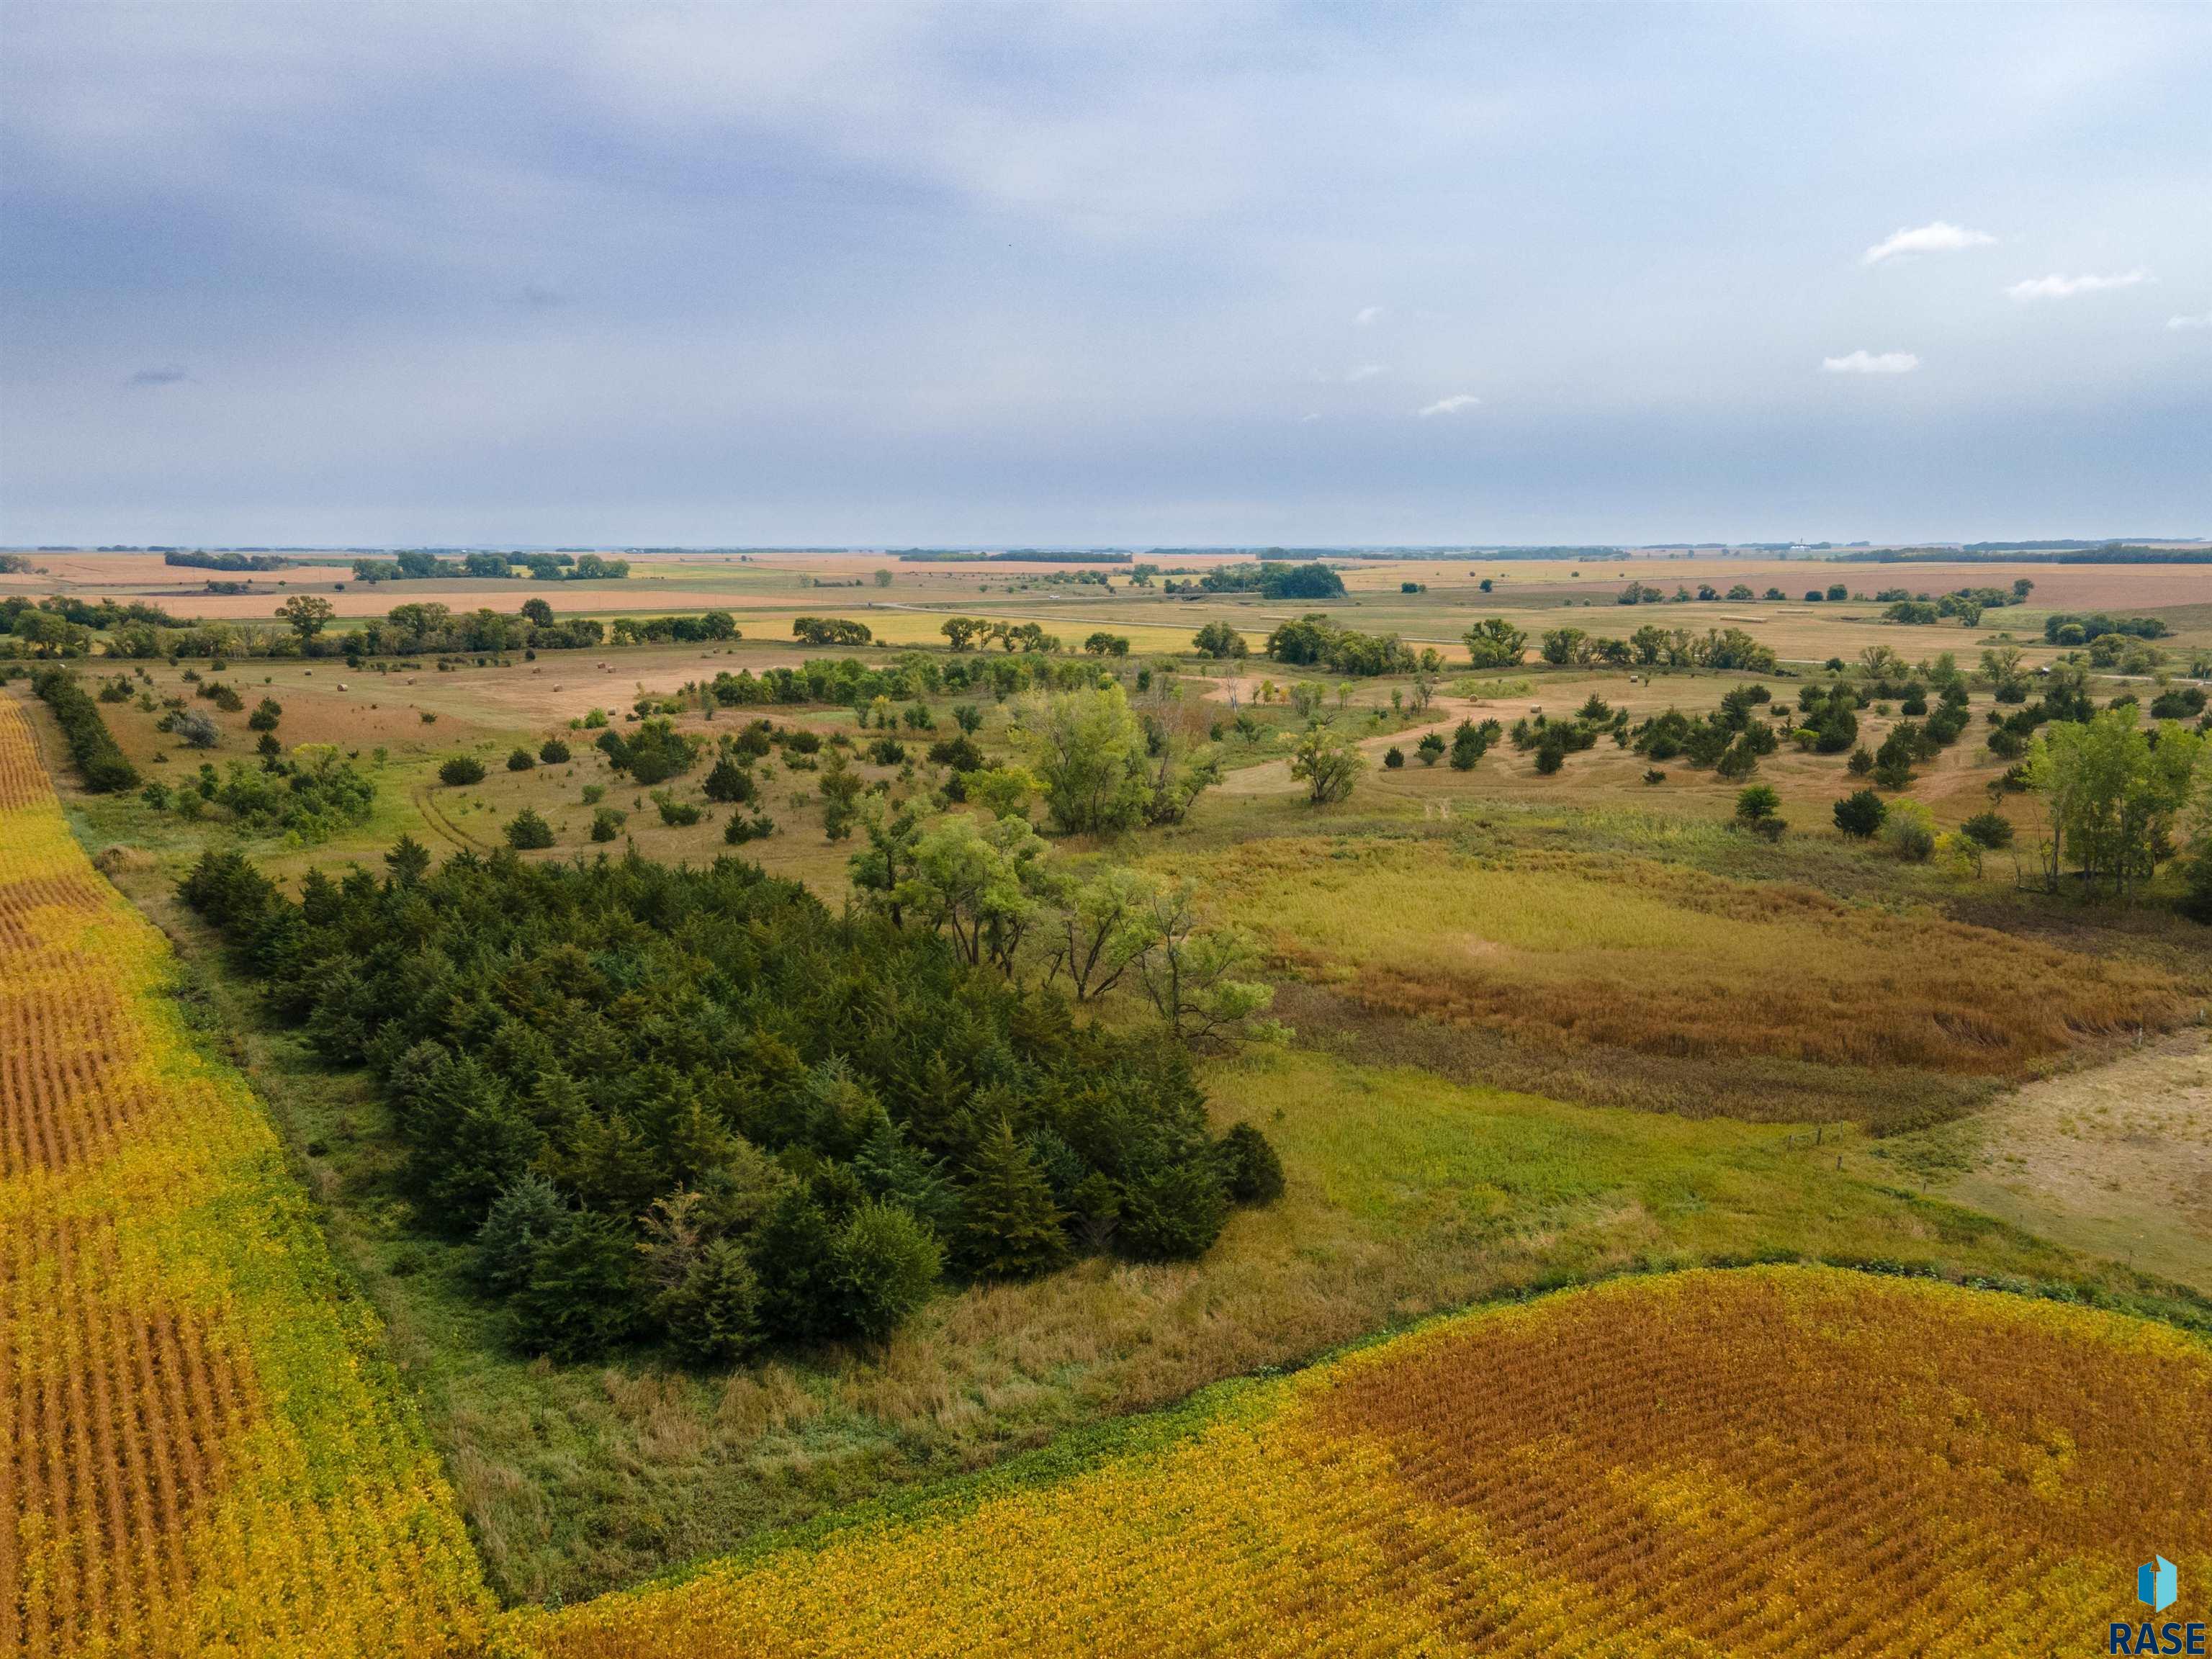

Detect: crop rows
526,1267,2212,1658
0,696,490,1658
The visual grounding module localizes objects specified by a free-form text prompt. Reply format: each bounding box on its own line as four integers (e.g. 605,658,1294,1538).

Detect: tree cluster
1265,614,1419,677
1174,561,1344,600
179,841,1279,1363
143,748,374,841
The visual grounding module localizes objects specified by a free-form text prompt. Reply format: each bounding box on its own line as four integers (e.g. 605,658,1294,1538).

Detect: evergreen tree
751,1189,840,1341
658,1240,763,1365
383,833,432,887
510,1213,645,1360
475,1171,567,1295
702,754,754,804
1116,1154,1228,1262
829,1200,943,1340
957,1117,1070,1280
853,1116,960,1236
1215,1121,1285,1205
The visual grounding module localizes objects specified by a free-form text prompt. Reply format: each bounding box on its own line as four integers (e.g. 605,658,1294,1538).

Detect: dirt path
1215,691,1537,796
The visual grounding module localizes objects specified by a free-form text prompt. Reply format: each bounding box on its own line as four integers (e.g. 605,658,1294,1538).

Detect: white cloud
2005,269,2152,301
1352,305,1384,327
1821,350,1920,374
1344,361,1387,382
1861,220,1995,265
1416,393,1480,416
2164,310,2212,331
1299,411,1322,423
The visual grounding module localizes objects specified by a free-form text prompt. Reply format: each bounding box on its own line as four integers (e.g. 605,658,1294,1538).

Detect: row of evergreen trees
32,668,139,791
179,842,1280,1363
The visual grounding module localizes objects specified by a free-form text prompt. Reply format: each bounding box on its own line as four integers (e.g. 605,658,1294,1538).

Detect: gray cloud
125,366,189,387
4,4,2208,544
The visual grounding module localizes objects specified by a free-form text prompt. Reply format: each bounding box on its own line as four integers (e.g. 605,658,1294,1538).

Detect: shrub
506,747,536,772
828,1200,943,1341
539,737,571,764
702,755,755,803
1833,789,1887,839
248,697,283,732
590,807,624,842
1734,785,1781,827
439,755,486,787
1449,719,1497,771
927,734,984,773
1881,799,1936,863
1383,745,1404,769
2181,844,2212,925
724,811,777,845
1416,732,1447,766
505,808,555,849
169,709,220,750
866,735,907,767
1116,1156,1229,1262
1961,811,2014,851
654,793,701,827
1215,1122,1285,1205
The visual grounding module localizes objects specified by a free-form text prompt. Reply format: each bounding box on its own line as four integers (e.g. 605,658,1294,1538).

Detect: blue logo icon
2139,1556,2177,1614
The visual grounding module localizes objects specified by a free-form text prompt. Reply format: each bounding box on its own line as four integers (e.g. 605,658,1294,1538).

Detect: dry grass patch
1208,836,2190,1082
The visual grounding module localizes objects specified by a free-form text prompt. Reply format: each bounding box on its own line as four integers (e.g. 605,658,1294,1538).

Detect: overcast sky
2,3,2207,547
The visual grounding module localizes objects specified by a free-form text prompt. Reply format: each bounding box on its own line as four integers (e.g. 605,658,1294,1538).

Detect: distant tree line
1,596,185,657
162,551,295,571
349,551,631,583
894,550,1131,564
2043,613,2169,646
1165,561,1346,600
704,652,1098,711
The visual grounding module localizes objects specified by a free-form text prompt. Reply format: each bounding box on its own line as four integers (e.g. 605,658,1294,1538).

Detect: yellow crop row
0,697,492,1658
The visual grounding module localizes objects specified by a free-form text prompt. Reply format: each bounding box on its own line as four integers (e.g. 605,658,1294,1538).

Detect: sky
1,2,2207,548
